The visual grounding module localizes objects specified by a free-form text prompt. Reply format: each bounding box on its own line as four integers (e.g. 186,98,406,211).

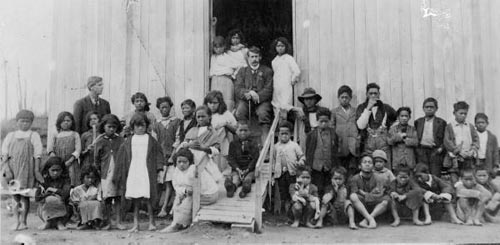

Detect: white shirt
477,131,488,159
452,121,473,152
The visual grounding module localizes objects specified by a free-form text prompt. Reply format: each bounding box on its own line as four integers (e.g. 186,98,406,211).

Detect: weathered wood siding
294,0,500,133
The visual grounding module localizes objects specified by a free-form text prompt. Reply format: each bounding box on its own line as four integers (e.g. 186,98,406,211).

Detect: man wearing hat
73,76,111,134
297,87,328,134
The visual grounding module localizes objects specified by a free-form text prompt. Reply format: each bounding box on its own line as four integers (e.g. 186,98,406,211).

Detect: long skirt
38,195,67,222
211,75,234,111
78,200,104,223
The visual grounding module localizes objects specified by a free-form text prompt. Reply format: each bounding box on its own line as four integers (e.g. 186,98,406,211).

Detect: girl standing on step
271,37,300,114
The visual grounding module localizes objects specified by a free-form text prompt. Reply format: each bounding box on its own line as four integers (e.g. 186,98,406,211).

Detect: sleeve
227,141,238,170
55,181,71,200
1,132,13,157
387,126,403,145
331,109,337,128
46,131,56,155
310,184,319,197
35,184,45,202
31,132,43,158
470,125,480,151
248,141,260,172
435,175,454,194
256,68,274,102
72,132,82,158
356,106,371,130
404,127,419,147
294,143,306,165
234,68,249,101
289,183,298,198
73,100,83,134
288,56,300,81
388,171,396,182
349,176,360,194
443,124,459,154
385,105,398,128
492,134,500,167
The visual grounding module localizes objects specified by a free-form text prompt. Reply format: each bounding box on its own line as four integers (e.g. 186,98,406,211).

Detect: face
423,102,437,117
214,45,225,55
398,110,410,125
159,102,172,117
275,41,286,55
231,34,241,45
176,156,190,171
181,104,194,118
196,109,211,126
462,172,476,188
367,88,380,101
206,99,220,114
338,92,351,108
17,118,32,131
454,109,468,123
317,115,330,129
48,164,62,179
396,172,410,185
297,170,311,185
359,156,374,173
104,123,117,136
415,172,430,183
332,172,345,186
83,172,96,187
134,97,146,111
89,114,100,127
133,121,147,135
91,81,104,95
61,116,73,130
236,124,250,140
373,158,385,171
278,127,291,143
303,98,316,108
475,118,488,133
248,51,261,67
475,170,489,185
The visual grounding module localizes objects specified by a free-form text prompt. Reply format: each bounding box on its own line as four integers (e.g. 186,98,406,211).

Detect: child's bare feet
77,224,90,230
128,225,139,233
56,221,67,230
472,219,483,226
38,222,50,230
358,219,369,228
11,223,20,231
148,224,157,231
451,218,464,225
349,223,359,230
159,225,176,233
305,222,315,228
116,223,127,230
367,218,377,229
464,219,474,226
101,223,111,230
17,223,28,230
391,218,400,227
157,210,168,218
290,220,300,228
424,217,432,225
413,220,425,226
314,221,323,229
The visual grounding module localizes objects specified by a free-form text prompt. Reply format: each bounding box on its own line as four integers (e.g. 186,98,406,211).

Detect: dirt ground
1,206,500,245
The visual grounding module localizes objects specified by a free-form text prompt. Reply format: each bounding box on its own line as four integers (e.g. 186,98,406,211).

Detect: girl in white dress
225,29,248,71
271,37,301,113
210,36,240,111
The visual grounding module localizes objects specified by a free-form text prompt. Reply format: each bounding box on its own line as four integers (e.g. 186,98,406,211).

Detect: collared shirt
477,131,488,159
250,64,260,73
452,120,473,152
309,113,318,128
421,117,435,146
159,116,175,128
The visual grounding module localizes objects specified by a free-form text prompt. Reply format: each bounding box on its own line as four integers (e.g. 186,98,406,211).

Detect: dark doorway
213,0,293,67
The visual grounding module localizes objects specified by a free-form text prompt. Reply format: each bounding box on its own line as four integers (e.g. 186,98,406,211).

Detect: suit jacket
443,122,479,167
414,116,447,148
332,106,359,157
234,65,273,103
416,174,454,195
305,127,340,170
387,124,418,168
73,95,111,134
482,130,500,171
151,118,181,159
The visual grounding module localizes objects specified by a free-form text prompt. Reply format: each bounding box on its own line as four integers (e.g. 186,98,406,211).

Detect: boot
224,179,236,198
239,181,252,198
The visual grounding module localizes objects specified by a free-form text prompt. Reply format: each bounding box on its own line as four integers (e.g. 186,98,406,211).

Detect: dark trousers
416,147,444,177
312,169,332,197
235,100,273,125
338,154,358,177
278,172,296,207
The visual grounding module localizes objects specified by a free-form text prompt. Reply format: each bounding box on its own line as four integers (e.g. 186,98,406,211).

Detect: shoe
239,191,248,198
225,180,236,198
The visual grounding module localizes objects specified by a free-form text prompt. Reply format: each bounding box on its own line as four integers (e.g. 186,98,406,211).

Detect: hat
372,150,387,162
298,87,322,104
16,110,35,122
87,76,103,90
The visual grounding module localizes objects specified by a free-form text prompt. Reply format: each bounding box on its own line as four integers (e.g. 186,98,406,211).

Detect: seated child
389,166,426,226
316,167,357,229
349,154,390,229
387,107,418,169
455,168,492,225
289,165,320,228
273,121,305,211
475,113,500,172
160,149,196,233
70,166,103,230
225,121,259,198
36,157,71,230
474,166,500,223
414,163,462,224
372,150,395,184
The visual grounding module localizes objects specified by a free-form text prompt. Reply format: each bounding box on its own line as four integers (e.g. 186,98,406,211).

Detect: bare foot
157,210,168,218
115,223,127,230
77,224,89,230
473,219,483,226
464,219,474,226
17,223,28,230
391,219,400,227
159,225,176,233
38,222,50,230
128,225,139,233
11,223,20,231
101,223,111,230
314,222,323,229
148,224,157,231
358,219,369,228
290,221,300,228
56,222,67,231
423,219,432,225
305,222,315,228
413,220,425,226
349,223,359,230
367,219,377,229
451,218,464,225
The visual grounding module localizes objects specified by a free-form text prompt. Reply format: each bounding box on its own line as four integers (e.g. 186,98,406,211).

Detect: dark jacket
302,105,329,134
94,134,124,179
414,116,447,148
151,118,181,160
234,65,273,103
73,95,111,134
415,174,454,195
227,138,260,172
355,100,397,146
305,127,340,171
332,105,359,157
481,130,500,171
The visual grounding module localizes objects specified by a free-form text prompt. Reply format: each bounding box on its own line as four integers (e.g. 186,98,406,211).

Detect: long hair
55,111,76,132
131,92,151,112
270,37,292,57
41,156,69,180
203,90,227,114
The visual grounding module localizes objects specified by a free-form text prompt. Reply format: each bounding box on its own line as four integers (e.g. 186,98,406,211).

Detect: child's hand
371,187,381,195
390,192,399,199
398,195,407,201
87,144,94,151
65,158,73,167
49,152,56,157
244,92,252,100
322,193,333,204
367,99,377,110
46,187,57,193
314,210,321,220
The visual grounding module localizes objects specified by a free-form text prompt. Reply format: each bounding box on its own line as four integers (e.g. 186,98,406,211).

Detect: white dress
271,54,300,111
125,134,150,199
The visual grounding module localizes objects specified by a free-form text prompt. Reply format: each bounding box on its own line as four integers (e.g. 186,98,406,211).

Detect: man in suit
73,76,111,134
234,46,273,144
414,97,447,177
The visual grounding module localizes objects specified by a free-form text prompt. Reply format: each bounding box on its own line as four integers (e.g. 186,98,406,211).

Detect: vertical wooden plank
183,0,196,103
295,0,309,99
125,0,141,116
353,0,367,106
430,0,446,115
387,0,402,108
461,0,475,119
364,0,378,87
478,0,492,116
376,0,390,103
318,0,332,107
471,0,485,113
308,0,321,96
489,0,500,134
399,0,414,116
173,0,185,110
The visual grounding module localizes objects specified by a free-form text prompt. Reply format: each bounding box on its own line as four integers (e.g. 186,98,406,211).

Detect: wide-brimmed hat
298,87,322,104
372,150,388,162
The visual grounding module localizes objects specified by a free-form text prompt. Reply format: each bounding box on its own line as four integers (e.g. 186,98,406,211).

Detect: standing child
455,168,491,225
315,167,357,229
443,101,479,183
36,157,71,230
94,114,126,230
273,121,305,210
115,113,165,232
474,166,500,223
289,165,320,228
152,96,181,218
372,150,395,184
388,107,418,169
70,166,103,230
225,29,248,70
160,149,196,233
270,37,300,113
414,163,462,224
47,111,81,186
172,99,197,150
80,111,101,169
389,166,426,226
225,121,260,198
349,154,390,229
305,108,339,196
204,90,238,175
298,88,328,134
123,92,157,136
332,85,360,176
475,113,500,172
210,36,240,111
1,110,44,230
414,98,447,177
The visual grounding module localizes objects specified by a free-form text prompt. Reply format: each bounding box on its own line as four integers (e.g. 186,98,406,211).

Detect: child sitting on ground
289,165,320,228
389,166,426,226
413,163,462,224
372,150,395,184
225,121,259,198
455,168,492,225
349,154,390,229
70,166,103,230
315,167,357,229
474,113,500,172
388,107,418,169
274,121,305,212
473,166,500,223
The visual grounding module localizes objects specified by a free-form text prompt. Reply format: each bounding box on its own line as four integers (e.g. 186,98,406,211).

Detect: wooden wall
294,0,500,134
